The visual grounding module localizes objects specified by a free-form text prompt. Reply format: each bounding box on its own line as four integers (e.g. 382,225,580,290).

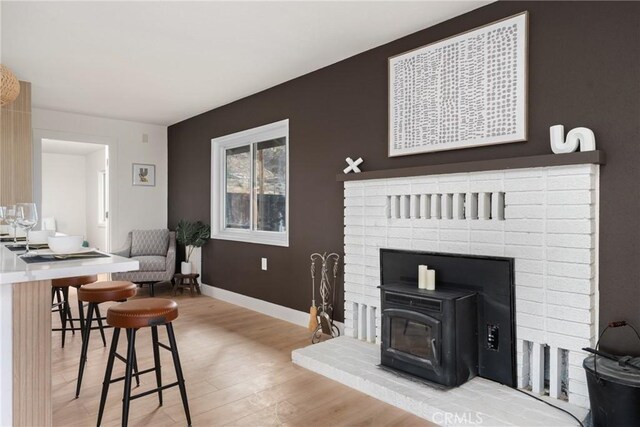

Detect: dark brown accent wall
169,1,640,354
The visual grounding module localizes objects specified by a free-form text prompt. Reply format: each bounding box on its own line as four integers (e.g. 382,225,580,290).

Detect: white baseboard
200,283,344,333
200,284,309,328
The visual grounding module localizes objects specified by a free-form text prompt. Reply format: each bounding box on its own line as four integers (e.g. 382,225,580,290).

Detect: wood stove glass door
384,308,442,370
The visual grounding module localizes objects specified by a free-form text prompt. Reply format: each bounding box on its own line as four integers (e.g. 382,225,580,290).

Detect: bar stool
76,281,138,398
97,298,191,427
51,275,99,348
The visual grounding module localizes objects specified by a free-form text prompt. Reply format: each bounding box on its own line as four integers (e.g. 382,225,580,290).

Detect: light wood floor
52,284,431,426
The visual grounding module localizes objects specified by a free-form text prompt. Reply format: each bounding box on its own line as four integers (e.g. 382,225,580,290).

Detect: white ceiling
42,138,106,156
1,1,491,126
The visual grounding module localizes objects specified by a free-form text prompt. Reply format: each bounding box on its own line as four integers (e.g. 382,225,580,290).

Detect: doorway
40,139,109,251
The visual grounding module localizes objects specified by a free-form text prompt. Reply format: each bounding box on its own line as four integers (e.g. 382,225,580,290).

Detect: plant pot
181,261,192,275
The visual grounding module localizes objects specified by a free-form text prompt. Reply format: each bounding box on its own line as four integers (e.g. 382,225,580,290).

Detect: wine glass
16,203,38,253
4,205,18,244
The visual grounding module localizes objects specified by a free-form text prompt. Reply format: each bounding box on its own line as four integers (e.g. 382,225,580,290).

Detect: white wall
41,153,87,237
85,148,108,250
32,108,168,249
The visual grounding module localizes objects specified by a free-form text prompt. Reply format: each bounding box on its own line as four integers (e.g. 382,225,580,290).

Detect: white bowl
30,230,55,244
47,235,84,254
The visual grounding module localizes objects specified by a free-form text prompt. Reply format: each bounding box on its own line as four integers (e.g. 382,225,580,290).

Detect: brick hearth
293,336,589,426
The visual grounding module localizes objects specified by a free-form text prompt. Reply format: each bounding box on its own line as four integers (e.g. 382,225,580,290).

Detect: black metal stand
51,286,76,348
51,288,109,348
75,302,140,398
97,323,192,427
75,299,109,346
309,252,341,344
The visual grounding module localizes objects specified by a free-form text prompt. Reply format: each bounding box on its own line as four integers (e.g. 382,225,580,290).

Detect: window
211,119,289,246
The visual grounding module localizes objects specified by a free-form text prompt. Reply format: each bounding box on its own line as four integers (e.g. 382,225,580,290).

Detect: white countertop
0,244,139,284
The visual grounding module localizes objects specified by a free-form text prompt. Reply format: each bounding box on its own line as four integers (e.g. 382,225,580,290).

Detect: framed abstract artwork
132,163,156,186
388,12,528,157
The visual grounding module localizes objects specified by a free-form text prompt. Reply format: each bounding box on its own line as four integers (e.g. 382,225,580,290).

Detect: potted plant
176,220,211,274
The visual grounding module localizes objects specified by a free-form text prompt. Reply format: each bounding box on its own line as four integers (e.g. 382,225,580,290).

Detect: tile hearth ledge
0,244,139,426
293,337,589,426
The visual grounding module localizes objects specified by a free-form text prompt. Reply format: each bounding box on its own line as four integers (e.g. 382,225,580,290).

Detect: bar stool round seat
107,298,178,329
52,274,98,288
77,281,137,303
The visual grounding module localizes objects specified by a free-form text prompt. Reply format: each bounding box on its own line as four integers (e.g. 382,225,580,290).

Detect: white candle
418,265,429,289
426,270,436,290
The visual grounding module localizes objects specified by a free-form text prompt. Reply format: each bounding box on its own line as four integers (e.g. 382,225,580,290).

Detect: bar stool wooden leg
166,322,192,425
52,286,77,348
62,286,75,336
77,298,85,338
97,327,120,426
54,288,68,347
59,289,69,347
151,325,163,405
95,304,107,347
76,302,95,398
126,329,141,387
122,328,137,427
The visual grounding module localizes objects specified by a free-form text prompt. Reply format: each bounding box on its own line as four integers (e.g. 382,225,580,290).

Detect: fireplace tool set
309,252,340,343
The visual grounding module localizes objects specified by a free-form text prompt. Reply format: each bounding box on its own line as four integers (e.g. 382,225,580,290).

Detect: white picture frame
388,12,528,157
132,163,155,187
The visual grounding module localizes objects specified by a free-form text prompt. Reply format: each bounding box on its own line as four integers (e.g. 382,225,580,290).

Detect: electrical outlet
261,258,267,271
142,133,149,143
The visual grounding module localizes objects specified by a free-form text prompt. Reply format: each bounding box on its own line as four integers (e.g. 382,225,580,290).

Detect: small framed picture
132,163,156,187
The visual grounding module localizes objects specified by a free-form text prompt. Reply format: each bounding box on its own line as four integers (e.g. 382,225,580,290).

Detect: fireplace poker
308,257,318,332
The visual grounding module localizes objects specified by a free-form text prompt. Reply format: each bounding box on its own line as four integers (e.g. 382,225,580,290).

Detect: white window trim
211,119,289,247
98,169,108,228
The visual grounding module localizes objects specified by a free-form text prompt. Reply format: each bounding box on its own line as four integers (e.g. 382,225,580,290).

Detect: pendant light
1,65,21,106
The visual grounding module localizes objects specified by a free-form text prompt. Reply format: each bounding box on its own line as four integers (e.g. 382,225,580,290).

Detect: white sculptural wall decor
550,125,596,154
344,157,363,174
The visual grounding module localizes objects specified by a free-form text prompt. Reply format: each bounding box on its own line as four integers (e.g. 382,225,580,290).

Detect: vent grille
385,292,442,312
386,192,505,221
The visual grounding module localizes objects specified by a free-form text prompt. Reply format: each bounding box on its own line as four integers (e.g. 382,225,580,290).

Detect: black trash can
583,354,640,426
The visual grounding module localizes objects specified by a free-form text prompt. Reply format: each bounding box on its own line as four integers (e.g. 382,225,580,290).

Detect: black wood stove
379,249,516,388
381,284,478,387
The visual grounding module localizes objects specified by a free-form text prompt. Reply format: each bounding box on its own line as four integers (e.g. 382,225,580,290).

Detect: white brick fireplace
342,163,598,408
